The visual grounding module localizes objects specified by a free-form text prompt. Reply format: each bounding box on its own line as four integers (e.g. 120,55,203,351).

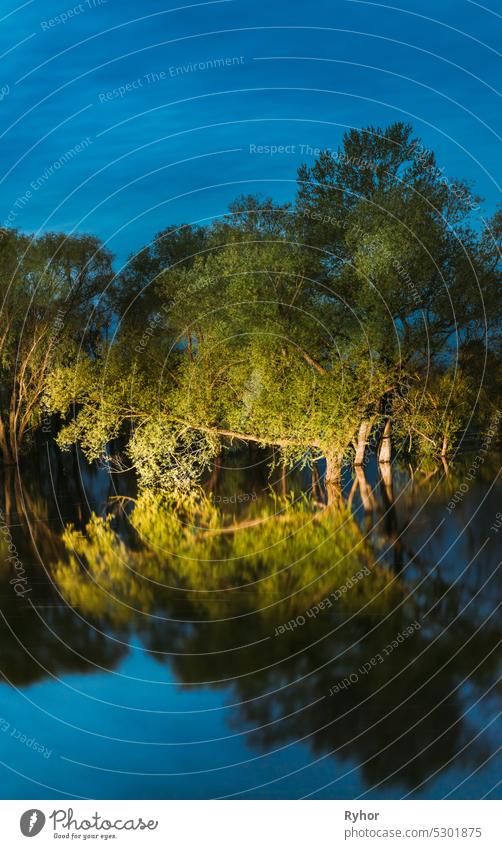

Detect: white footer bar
2,800,500,848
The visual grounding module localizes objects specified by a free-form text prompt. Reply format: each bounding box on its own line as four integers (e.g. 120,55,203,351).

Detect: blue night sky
0,0,500,266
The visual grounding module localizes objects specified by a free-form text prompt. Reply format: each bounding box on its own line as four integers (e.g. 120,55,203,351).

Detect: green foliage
128,420,220,490
297,122,498,366
53,493,399,627
0,229,114,460
394,369,475,460
37,124,502,485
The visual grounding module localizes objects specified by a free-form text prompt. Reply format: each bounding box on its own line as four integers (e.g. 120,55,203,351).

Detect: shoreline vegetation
0,123,500,505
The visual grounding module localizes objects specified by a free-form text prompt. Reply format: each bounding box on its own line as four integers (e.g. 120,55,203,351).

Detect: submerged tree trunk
3,463,14,521
324,452,343,505
311,460,319,501
281,463,287,497
378,417,392,464
206,453,221,494
379,458,394,503
354,418,373,466
0,415,14,465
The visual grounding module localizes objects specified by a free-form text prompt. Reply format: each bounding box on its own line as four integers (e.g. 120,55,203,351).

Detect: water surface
0,447,501,799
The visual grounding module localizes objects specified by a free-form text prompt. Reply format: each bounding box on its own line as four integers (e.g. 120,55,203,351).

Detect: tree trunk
354,418,372,466
441,435,448,458
0,415,13,465
206,453,221,493
312,461,320,501
378,417,392,464
324,452,342,505
379,459,394,503
3,463,13,521
11,426,22,464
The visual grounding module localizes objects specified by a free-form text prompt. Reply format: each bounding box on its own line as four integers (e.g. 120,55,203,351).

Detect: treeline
1,123,501,491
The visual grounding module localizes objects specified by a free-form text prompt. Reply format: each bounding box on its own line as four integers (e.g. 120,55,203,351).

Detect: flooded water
0,446,501,799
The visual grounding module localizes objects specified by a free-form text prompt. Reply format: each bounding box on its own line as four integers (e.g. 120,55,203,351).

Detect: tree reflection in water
7,457,492,797
0,448,501,796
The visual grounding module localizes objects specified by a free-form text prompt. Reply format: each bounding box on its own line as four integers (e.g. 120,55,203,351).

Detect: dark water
0,446,501,800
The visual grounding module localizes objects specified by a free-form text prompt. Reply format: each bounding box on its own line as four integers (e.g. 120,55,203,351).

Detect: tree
46,200,391,497
296,123,500,463
0,229,114,463
44,127,501,489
